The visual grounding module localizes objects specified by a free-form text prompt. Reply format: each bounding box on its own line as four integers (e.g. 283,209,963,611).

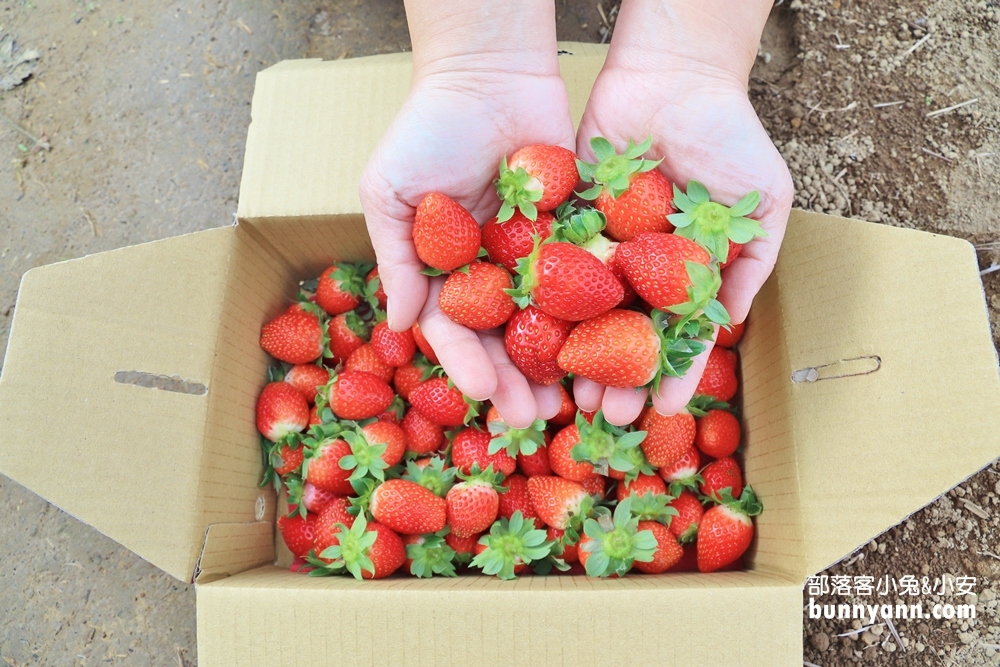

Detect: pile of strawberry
254,136,764,580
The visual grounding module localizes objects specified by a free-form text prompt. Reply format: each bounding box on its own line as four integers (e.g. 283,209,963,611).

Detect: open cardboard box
2,43,1000,665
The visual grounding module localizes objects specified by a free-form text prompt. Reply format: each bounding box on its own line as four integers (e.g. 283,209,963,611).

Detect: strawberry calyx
651,309,713,389
283,474,308,518
339,429,389,482
487,418,546,458
505,237,544,309
315,513,378,580
580,499,657,577
666,261,730,327
686,395,734,418
471,510,554,580
551,201,607,246
406,530,458,578
576,136,661,200
716,486,763,517
667,474,705,498
627,491,679,525
570,411,650,481
495,155,544,223
299,420,350,481
457,464,507,492
331,263,371,299
401,457,456,497
669,180,766,262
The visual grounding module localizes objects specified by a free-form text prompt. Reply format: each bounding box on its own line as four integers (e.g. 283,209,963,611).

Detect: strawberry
315,263,366,315
283,364,331,404
401,457,456,497
303,437,354,495
403,531,458,578
517,442,552,477
576,137,675,242
366,267,387,309
526,476,593,530
547,423,596,482
370,321,416,367
668,490,704,543
445,531,481,565
345,343,395,384
714,320,745,348
452,426,517,478
300,482,339,514
547,526,578,563
409,377,479,427
668,544,699,572
411,322,439,364
632,520,684,574
699,457,744,502
288,557,315,574
695,408,741,459
495,144,578,221
471,511,554,579
446,466,504,538
508,241,623,322
439,262,517,330
413,193,482,272
326,311,368,364
668,180,765,264
486,406,547,459
260,303,326,364
276,512,317,558
549,384,577,425
721,240,742,270
376,396,406,424
271,442,304,477
482,211,555,272
359,420,407,469
657,445,703,494
615,473,666,502
312,496,356,558
326,370,394,421
581,474,607,499
556,309,661,388
696,347,739,402
256,382,309,441
497,473,542,529
640,408,696,468
615,232,721,315
369,479,448,535
401,408,445,455
578,498,656,577
393,355,434,400
697,487,762,573
504,305,573,385
313,514,406,580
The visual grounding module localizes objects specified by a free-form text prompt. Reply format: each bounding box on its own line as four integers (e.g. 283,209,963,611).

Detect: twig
833,168,847,181
901,32,932,58
82,210,99,237
921,147,954,163
961,498,990,519
979,550,1000,560
926,98,978,118
881,611,906,653
832,32,850,50
837,624,877,637
873,100,905,108
982,263,1000,277
0,112,50,150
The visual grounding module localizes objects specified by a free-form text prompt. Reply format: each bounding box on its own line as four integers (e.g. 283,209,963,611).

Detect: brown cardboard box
1,43,999,666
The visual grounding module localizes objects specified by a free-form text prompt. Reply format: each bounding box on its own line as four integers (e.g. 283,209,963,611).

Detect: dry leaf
0,33,41,91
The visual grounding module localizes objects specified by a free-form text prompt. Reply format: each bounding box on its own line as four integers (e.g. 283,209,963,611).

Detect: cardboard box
2,43,999,665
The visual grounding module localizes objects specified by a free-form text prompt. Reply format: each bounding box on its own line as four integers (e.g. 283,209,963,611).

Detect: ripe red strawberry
495,145,578,221
504,306,574,385
327,311,368,364
633,520,683,574
482,211,555,272
369,479,448,535
451,426,517,478
557,309,661,388
312,496,356,558
344,343,394,384
615,473,667,502
550,384,577,425
446,467,504,538
366,267,387,309
408,377,478,427
700,457,744,501
547,526,578,563
668,544,698,572
657,445,702,493
370,321,416,367
304,438,354,495
271,442,304,476
615,232,713,311
411,322,439,364
283,364,330,404
445,531,481,564
668,180,765,264
526,476,592,530
326,370,394,421
695,409,741,459
315,263,366,315
301,482,339,514
517,442,552,477
308,405,322,426
714,320,745,348
401,408,445,455
497,474,542,529
721,241,742,269
256,382,309,441
260,304,325,364
547,424,596,482
610,247,638,307
668,490,704,542
439,262,517,330
640,408,696,468
509,242,623,322
413,193,482,272
697,488,762,573
696,347,739,402
360,420,407,469
393,356,433,400
276,512,317,558
316,515,406,580
581,474,607,499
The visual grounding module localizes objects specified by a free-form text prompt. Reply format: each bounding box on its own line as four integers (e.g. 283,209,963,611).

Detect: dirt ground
0,0,997,665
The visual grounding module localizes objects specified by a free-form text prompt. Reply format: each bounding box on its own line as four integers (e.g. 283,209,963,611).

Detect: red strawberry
668,544,699,572
413,193,482,272
668,490,704,542
657,445,702,493
557,309,661,388
327,370,394,421
451,426,517,478
497,474,542,529
495,145,578,221
517,442,552,477
401,408,445,455
547,424,596,482
633,520,683,574
272,443,304,476
697,488,762,572
668,180,765,264
312,496,356,557
615,473,666,502
509,242,623,322
366,267,387,309
695,409,741,459
369,479,448,535
259,304,325,364
411,322,439,364
360,420,407,469
640,408,696,468
714,321,745,348
504,306,574,385
615,232,713,311
445,531,481,564
276,512,317,558
345,343,395,384
721,241,742,269
610,247,638,307
393,357,433,400
439,262,516,330
699,457,744,501
409,377,478,427
446,467,503,538
696,348,739,402
315,263,365,315
304,438,354,495
581,474,607,499
549,384,577,425
547,526,578,563
326,311,368,364
370,321,416,367
301,482,339,514
526,476,592,530
256,382,309,441
316,515,406,580
283,364,330,404
308,405,323,426
482,211,555,272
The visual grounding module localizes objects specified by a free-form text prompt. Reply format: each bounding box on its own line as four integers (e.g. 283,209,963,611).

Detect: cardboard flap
775,211,1000,576
0,227,236,582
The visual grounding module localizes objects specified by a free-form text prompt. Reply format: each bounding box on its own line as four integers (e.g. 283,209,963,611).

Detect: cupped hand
359,67,575,427
574,61,794,425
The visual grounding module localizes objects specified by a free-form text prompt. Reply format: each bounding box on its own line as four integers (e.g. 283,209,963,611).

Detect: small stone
868,540,879,552
810,632,831,652
960,632,975,644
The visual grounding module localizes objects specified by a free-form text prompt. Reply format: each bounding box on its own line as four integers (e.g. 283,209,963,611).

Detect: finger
479,331,538,429
418,278,497,401
530,382,563,422
651,338,716,416
601,386,649,426
572,376,606,413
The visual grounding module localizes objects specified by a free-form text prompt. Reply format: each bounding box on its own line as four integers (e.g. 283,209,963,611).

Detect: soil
0,1,997,665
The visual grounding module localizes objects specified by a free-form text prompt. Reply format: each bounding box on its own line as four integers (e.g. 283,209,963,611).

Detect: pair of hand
359,54,793,429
